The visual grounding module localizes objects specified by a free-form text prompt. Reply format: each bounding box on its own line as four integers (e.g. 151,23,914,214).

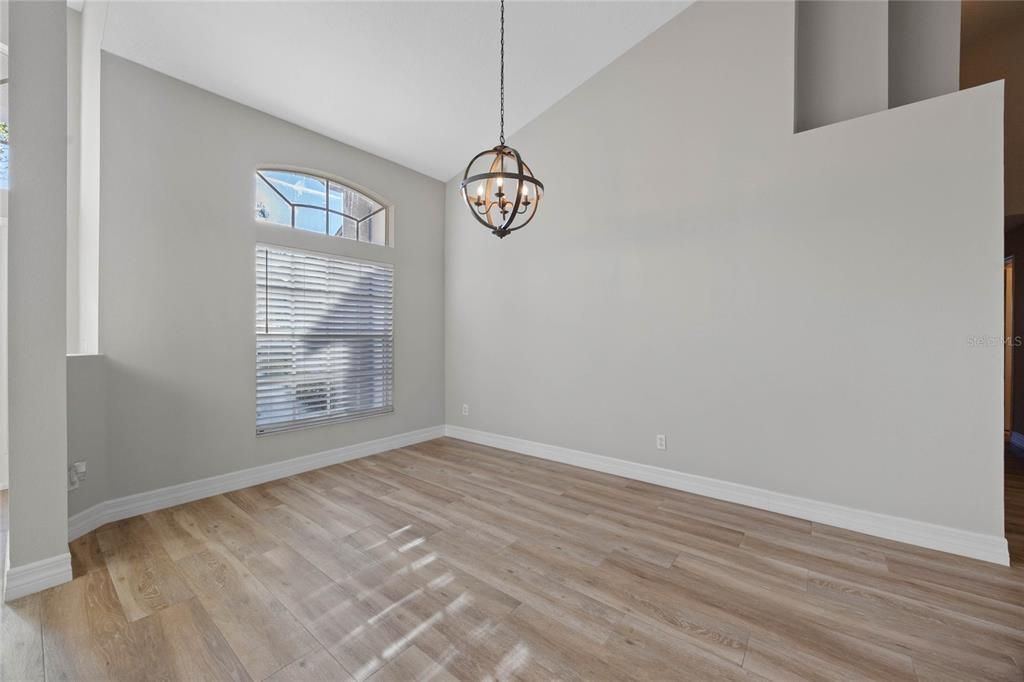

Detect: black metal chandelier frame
459,0,543,239
461,146,544,238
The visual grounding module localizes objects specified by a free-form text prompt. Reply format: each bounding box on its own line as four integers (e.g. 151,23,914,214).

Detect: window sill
255,406,394,437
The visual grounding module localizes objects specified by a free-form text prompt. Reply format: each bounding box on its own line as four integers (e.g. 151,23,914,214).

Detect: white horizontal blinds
255,246,394,433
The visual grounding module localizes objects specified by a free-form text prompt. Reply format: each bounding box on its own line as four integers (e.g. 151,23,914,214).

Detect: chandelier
460,0,544,239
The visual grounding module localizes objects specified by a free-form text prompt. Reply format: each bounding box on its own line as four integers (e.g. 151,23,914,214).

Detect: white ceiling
100,1,689,180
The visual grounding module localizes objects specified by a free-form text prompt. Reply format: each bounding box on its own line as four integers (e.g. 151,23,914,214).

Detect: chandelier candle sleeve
459,0,544,238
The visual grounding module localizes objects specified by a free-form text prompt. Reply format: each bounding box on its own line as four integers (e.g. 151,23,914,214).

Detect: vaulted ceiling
100,1,689,180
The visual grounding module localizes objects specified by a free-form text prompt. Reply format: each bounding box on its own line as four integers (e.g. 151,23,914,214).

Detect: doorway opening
962,0,1024,563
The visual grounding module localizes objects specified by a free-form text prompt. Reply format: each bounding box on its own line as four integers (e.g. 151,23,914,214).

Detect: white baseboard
69,425,445,541
4,552,73,602
444,425,1010,566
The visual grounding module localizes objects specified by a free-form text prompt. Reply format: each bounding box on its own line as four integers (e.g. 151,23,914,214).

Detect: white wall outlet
656,434,667,450
73,460,87,480
462,403,470,416
67,467,80,491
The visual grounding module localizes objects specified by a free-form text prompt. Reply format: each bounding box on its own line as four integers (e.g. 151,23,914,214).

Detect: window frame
254,242,396,436
254,167,392,247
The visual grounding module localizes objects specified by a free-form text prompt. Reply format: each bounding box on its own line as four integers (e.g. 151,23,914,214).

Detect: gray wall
67,53,444,512
795,0,889,131
67,354,106,514
445,2,1005,538
8,0,69,567
888,0,961,108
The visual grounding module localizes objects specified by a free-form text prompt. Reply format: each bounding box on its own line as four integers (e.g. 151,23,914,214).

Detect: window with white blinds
255,245,394,434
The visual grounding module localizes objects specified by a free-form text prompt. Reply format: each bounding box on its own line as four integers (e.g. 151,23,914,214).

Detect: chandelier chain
499,0,505,145
461,0,542,239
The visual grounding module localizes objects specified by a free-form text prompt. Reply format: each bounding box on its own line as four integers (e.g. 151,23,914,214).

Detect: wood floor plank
323,461,401,498
5,438,1023,681
805,571,1024,670
426,531,621,645
69,531,106,578
603,551,918,680
0,592,44,682
448,497,608,566
176,545,319,680
224,483,282,516
499,540,751,666
743,636,863,682
40,568,131,681
263,480,373,538
252,503,370,581
324,583,442,680
96,516,194,621
177,495,281,561
605,613,756,681
365,644,457,682
243,543,371,652
119,597,252,681
265,647,354,682
400,614,554,682
142,505,210,561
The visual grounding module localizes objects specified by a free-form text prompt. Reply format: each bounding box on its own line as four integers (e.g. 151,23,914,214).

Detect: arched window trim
254,167,391,246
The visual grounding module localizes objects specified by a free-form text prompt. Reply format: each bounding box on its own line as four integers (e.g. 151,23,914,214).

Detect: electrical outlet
462,403,470,416
656,434,667,450
73,460,87,480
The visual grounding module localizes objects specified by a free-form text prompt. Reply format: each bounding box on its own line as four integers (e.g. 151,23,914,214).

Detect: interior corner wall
81,53,443,509
888,0,961,109
67,353,106,516
445,1,1005,539
795,0,888,131
8,0,69,568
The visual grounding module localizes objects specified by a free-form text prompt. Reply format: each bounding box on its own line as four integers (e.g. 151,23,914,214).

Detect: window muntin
255,245,394,434
255,169,387,245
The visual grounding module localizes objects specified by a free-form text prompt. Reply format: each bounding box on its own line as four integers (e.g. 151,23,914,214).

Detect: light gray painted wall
84,54,444,505
795,0,889,131
445,1,1005,537
7,0,69,567
67,354,106,515
888,0,961,108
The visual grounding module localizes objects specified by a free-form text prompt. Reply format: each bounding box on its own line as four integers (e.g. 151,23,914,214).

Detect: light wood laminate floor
3,438,1024,681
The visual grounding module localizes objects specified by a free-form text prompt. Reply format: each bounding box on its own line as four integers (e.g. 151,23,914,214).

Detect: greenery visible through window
255,169,387,245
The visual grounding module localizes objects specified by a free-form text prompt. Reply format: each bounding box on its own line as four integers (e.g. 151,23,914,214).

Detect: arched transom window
255,169,388,246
